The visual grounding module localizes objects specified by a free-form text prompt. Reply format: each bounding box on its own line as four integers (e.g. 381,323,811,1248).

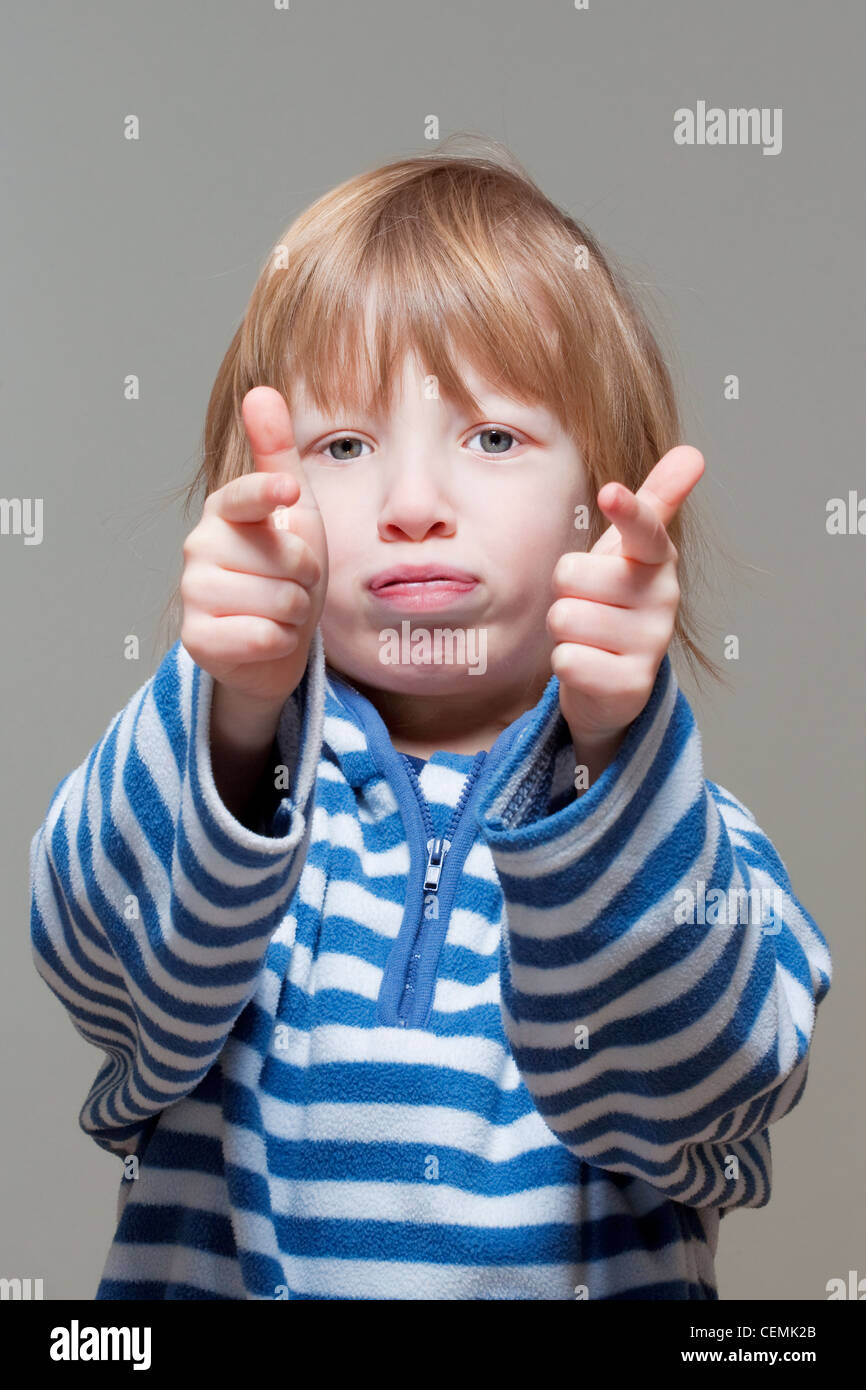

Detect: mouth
368,565,479,610
368,565,479,593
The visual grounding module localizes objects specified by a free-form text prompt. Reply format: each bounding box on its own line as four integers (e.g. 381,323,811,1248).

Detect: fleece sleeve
476,652,832,1212
28,630,325,1157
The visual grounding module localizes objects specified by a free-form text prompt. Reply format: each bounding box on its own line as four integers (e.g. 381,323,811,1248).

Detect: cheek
495,509,570,576
487,467,578,544
311,491,349,559
313,475,369,545
313,511,370,633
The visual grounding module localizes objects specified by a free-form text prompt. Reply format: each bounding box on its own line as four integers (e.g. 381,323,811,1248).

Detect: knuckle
552,552,580,592
281,530,303,570
551,554,570,589
550,643,575,680
223,474,248,512
250,619,277,654
291,535,321,589
182,529,199,560
546,598,569,636
633,657,658,695
179,614,206,662
179,561,207,604
308,550,324,589
654,575,680,611
280,582,311,623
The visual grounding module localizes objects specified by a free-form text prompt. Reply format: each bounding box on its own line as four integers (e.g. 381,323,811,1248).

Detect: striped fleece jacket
29,630,832,1300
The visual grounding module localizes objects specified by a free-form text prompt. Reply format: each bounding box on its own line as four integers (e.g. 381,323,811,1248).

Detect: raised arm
29,385,329,1156
477,655,832,1211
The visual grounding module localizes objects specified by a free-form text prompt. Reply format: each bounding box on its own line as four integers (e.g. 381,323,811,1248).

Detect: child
29,138,832,1300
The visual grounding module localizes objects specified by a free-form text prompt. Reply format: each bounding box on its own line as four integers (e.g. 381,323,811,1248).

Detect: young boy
29,148,832,1300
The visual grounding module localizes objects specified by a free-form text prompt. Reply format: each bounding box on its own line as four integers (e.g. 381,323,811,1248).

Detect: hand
180,386,329,706
547,445,705,763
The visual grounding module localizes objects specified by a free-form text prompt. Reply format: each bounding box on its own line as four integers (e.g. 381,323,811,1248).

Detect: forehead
289,351,559,431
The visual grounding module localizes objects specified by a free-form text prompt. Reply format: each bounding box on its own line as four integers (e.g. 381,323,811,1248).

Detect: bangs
267,161,593,439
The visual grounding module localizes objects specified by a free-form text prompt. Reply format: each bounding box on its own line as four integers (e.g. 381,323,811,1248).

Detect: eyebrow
296,393,552,426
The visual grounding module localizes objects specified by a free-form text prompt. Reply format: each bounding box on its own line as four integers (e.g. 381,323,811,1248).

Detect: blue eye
320,435,372,461
466,427,520,455
317,428,522,460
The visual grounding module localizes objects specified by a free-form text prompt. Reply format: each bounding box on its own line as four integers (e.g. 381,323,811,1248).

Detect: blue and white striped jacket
28,631,832,1299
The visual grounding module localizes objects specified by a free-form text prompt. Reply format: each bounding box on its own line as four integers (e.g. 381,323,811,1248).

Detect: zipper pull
423,837,451,892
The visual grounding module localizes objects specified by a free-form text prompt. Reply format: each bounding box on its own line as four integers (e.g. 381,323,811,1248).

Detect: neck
329,668,549,759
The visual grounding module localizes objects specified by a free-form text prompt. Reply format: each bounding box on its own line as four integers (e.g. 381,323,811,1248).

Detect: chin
340,656,493,692
323,613,494,686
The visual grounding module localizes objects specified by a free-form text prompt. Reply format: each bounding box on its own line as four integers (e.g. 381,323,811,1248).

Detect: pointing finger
591,483,676,564
204,469,299,524
241,385,320,513
634,445,705,529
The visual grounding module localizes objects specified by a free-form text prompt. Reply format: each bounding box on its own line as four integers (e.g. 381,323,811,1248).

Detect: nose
377,454,457,542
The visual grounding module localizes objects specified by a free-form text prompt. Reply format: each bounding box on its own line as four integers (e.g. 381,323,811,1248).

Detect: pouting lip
368,564,479,591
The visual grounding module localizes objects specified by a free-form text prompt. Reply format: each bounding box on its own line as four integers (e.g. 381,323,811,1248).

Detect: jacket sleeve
28,630,326,1157
476,652,832,1212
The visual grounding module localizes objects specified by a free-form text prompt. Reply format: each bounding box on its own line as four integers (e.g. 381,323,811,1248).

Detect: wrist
211,681,285,752
209,683,286,825
570,727,627,795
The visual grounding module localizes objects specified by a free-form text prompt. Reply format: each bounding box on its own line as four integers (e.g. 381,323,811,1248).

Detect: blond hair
159,133,731,691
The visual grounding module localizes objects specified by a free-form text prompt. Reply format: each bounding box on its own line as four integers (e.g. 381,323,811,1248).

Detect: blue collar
322,664,558,802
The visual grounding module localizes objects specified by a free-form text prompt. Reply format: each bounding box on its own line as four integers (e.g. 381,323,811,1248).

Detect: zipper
396,751,487,1027
324,665,538,1028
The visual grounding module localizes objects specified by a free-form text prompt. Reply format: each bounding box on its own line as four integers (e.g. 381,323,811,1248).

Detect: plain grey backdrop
3,0,861,1299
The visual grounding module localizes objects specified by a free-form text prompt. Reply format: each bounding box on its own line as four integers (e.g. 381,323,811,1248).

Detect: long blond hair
159,133,732,691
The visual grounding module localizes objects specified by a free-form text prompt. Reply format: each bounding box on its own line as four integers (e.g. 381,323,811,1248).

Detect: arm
476,653,832,1211
28,628,325,1156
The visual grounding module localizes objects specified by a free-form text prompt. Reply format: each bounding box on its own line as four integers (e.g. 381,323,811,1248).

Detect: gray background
3,0,861,1299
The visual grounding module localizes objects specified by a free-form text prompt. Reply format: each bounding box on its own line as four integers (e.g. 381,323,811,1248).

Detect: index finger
242,385,322,509
590,446,705,561
591,482,676,564
633,445,705,528
204,468,299,524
